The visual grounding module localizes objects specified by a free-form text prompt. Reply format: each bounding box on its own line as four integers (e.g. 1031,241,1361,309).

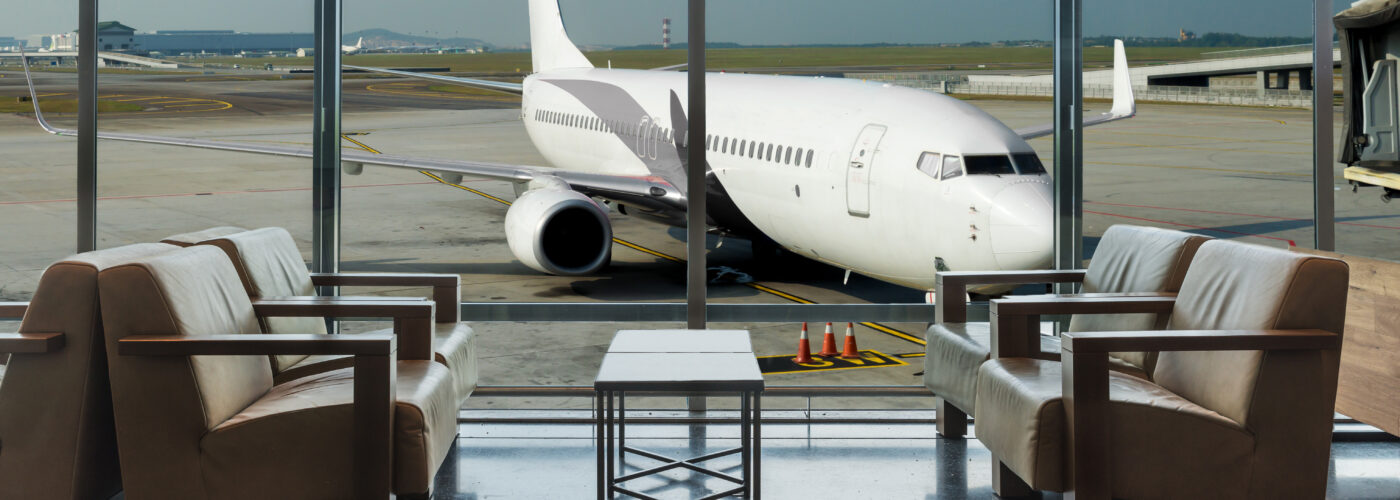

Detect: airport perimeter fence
854,72,1316,108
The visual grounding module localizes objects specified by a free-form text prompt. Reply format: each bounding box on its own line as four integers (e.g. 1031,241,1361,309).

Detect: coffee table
595,330,764,499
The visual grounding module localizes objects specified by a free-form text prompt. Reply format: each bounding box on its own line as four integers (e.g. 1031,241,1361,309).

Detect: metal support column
685,0,709,413
1314,0,1336,250
685,0,707,329
77,0,97,252
1052,0,1083,293
312,0,343,288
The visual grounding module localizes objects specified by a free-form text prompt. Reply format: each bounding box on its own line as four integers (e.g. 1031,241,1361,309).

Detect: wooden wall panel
1298,249,1400,437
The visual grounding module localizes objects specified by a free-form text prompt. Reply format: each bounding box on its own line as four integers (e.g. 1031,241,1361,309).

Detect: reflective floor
434,413,1400,499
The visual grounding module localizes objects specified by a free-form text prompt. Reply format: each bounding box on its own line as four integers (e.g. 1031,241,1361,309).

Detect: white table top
607,329,753,353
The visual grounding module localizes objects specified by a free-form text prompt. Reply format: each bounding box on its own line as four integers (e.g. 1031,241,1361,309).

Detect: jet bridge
1337,0,1400,201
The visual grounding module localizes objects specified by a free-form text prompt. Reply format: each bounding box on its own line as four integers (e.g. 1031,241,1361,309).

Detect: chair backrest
99,245,272,500
202,227,324,372
0,242,175,500
1067,225,1210,373
1155,239,1348,498
159,226,248,247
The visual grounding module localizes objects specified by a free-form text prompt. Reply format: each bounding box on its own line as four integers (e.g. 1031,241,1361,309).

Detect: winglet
1110,39,1135,119
19,46,64,136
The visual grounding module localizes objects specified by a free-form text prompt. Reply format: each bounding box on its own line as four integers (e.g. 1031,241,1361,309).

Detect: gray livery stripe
541,78,690,195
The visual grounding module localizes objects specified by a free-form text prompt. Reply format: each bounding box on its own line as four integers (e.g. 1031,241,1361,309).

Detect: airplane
342,37,365,55
20,0,1136,292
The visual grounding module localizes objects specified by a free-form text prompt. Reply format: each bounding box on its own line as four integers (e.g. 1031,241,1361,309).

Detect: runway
0,70,1393,409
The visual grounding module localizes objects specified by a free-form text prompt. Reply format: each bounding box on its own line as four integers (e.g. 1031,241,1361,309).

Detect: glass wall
0,4,78,317
1,0,1354,412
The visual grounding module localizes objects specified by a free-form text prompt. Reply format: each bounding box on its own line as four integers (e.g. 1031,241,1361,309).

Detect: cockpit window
917,152,941,178
964,155,1017,176
1011,153,1047,175
941,155,963,180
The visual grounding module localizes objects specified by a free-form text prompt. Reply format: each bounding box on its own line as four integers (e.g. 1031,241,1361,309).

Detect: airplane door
846,124,886,217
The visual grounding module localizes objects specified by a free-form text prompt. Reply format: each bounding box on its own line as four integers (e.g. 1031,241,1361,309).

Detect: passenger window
805,149,814,167
795,148,803,165
748,141,756,158
706,135,713,150
738,140,746,156
723,137,730,154
941,156,963,180
767,144,775,162
785,147,793,165
917,152,942,178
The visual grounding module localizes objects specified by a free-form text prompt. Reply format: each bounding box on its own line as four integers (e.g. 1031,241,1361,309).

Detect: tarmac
0,69,1392,410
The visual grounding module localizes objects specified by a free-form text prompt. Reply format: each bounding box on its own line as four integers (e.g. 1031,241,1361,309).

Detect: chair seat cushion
202,360,457,498
974,358,1253,497
923,322,1067,415
273,322,477,406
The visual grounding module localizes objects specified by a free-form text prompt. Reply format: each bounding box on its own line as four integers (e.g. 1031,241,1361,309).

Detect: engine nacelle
504,187,612,275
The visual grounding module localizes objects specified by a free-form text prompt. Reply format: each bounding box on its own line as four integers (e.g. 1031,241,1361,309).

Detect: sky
5,0,1349,47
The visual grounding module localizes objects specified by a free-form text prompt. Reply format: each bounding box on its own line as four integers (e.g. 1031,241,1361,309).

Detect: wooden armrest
118,333,394,356
989,293,1176,359
1057,327,1340,499
935,270,1086,323
0,332,64,353
251,297,432,319
0,302,28,319
119,332,396,498
251,298,433,361
992,293,1176,317
309,272,460,323
1062,329,1341,354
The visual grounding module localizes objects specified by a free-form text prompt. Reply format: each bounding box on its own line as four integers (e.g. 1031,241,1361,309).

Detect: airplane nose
988,181,1054,270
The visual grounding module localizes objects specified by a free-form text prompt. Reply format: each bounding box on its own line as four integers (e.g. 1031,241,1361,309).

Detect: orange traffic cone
793,322,813,364
840,322,860,359
818,322,840,357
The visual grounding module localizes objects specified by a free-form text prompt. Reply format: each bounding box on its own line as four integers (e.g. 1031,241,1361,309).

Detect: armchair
924,225,1207,437
98,245,457,499
0,242,178,499
977,239,1349,499
186,226,476,404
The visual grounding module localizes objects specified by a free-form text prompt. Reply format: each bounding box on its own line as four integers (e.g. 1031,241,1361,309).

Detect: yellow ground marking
757,349,908,375
347,134,926,347
1086,160,1311,178
111,96,165,102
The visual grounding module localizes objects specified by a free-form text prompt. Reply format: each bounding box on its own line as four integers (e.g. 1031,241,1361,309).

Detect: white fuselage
519,67,1053,290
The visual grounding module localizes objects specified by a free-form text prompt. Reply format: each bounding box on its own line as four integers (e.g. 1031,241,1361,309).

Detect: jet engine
504,187,612,275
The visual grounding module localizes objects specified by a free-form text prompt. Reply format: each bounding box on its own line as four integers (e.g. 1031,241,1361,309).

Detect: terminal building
135,30,313,55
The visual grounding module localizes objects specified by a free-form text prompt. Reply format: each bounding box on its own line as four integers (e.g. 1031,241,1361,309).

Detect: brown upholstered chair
0,243,177,499
99,245,457,499
977,239,1348,499
159,226,247,247
186,227,476,406
924,225,1208,437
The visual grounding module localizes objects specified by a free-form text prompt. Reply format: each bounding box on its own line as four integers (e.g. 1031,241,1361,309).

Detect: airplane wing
343,65,523,94
1013,39,1136,140
18,51,683,211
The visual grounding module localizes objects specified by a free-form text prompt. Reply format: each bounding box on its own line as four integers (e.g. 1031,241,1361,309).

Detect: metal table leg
606,391,614,499
754,392,762,499
619,392,626,472
596,391,605,500
741,392,750,498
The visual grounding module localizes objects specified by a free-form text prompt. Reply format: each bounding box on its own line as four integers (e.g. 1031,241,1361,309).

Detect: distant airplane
21,0,1136,291
342,37,364,54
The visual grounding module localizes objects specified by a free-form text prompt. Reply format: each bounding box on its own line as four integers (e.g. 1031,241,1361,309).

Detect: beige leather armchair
0,243,177,499
924,225,1207,437
99,246,457,499
976,240,1348,499
177,226,476,405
